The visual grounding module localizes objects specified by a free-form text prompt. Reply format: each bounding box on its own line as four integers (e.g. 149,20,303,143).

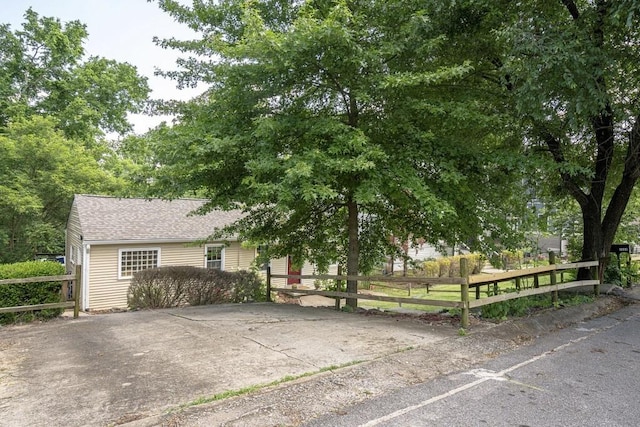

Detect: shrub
127,266,190,309
423,254,485,278
128,266,265,309
437,258,450,277
230,270,266,303
481,291,550,320
0,261,66,324
604,256,638,288
423,260,440,277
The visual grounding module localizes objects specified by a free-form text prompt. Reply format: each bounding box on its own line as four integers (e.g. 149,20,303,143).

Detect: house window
119,248,160,279
205,245,224,270
70,245,77,264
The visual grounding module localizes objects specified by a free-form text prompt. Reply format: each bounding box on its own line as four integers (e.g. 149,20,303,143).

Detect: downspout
82,244,90,310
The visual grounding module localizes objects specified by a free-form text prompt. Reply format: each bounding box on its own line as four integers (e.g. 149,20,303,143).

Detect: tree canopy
0,8,150,142
485,0,640,269
0,9,151,262
0,116,127,263
149,0,526,306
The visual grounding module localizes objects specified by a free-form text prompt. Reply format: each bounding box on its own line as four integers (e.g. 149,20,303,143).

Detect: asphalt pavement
0,303,455,427
305,304,640,426
0,286,637,427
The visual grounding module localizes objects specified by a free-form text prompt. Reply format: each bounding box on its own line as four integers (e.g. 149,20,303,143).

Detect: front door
287,256,301,285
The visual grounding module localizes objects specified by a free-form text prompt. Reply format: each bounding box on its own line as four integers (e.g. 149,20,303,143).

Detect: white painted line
358,318,625,427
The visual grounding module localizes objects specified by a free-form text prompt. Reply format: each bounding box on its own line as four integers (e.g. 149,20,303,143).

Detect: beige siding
65,203,83,271
86,244,124,310
86,241,258,310
224,244,257,271
269,257,288,286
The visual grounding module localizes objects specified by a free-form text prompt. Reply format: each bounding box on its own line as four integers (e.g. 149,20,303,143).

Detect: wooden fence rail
266,254,601,328
0,266,82,318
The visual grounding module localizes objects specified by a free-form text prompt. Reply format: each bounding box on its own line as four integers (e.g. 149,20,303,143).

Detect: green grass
355,270,579,313
357,283,462,312
173,360,365,411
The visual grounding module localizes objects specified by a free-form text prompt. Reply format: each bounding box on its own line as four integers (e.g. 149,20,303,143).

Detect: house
66,195,317,311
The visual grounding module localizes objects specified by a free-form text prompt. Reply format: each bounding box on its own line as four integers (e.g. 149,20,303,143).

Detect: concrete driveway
0,303,456,426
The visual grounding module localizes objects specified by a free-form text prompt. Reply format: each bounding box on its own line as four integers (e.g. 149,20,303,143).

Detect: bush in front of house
127,266,189,309
127,266,265,309
228,269,266,303
0,261,66,324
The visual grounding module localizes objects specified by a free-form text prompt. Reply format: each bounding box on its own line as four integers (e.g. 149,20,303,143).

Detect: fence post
593,260,601,297
460,258,469,329
266,266,272,302
74,265,82,319
549,251,558,306
335,265,342,310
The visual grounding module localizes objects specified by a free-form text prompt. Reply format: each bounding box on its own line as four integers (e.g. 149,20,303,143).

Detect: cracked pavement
0,302,455,426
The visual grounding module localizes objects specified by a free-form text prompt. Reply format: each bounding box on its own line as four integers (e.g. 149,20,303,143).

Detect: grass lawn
356,271,576,313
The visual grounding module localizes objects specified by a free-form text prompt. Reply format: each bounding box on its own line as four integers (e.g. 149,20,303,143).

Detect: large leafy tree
151,0,525,306
444,0,640,272
0,8,150,143
0,117,127,263
0,9,151,262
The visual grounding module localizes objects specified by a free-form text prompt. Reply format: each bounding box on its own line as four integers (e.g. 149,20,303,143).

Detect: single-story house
66,194,319,311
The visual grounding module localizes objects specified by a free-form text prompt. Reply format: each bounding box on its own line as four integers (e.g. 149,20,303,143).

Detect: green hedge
128,266,265,310
0,261,66,324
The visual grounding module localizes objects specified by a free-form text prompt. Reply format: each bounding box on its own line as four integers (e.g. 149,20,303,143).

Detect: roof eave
82,237,239,246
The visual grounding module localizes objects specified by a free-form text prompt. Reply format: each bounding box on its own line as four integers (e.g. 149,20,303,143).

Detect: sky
3,0,201,135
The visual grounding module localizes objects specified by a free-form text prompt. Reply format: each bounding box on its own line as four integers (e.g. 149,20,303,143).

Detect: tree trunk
579,203,603,279
346,198,359,308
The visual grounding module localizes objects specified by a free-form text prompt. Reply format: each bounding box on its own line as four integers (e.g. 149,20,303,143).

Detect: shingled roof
73,195,244,243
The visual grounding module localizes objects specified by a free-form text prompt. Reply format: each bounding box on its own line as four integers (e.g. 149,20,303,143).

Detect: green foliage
149,0,527,293
128,266,265,309
0,9,150,263
480,289,596,321
0,117,126,263
604,256,639,288
492,1,640,261
0,260,65,324
480,293,542,321
0,8,150,141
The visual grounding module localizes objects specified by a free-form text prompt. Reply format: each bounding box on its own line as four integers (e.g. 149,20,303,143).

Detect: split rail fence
266,254,601,328
0,266,82,318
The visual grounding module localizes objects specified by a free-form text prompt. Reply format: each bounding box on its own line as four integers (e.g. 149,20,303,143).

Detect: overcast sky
4,0,201,134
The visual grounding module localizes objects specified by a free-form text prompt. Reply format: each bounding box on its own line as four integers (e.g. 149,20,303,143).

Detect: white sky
3,0,202,135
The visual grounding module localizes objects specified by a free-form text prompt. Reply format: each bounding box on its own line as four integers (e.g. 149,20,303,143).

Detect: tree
0,8,150,143
0,9,151,262
443,0,640,274
0,117,127,263
151,0,525,307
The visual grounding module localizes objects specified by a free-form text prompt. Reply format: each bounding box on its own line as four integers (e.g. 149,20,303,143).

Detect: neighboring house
66,195,316,311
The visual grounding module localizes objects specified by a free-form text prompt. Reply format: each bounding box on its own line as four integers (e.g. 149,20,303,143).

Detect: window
119,248,160,279
205,245,224,270
70,245,77,264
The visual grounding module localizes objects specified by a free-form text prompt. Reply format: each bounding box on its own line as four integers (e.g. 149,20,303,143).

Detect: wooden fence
0,266,82,318
266,255,601,328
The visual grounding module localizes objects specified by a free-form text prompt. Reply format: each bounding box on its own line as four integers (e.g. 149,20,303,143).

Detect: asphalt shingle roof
74,195,243,242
